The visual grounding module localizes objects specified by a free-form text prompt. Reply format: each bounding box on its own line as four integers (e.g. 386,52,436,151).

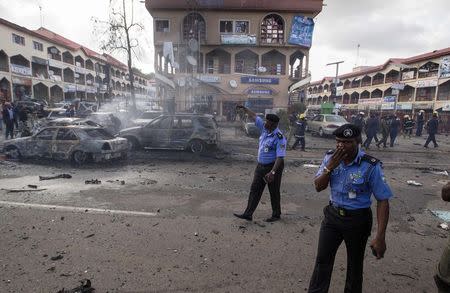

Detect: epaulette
361,154,380,165
326,149,335,155
276,132,283,139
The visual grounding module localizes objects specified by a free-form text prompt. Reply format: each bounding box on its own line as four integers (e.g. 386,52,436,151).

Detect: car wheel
5,146,21,160
71,151,87,166
189,139,206,153
319,127,324,137
125,137,140,150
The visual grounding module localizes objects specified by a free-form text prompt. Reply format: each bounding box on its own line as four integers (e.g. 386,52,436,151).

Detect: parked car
31,117,102,135
131,111,163,126
46,108,69,119
3,125,129,165
241,113,264,137
118,113,219,153
308,114,348,137
87,112,122,134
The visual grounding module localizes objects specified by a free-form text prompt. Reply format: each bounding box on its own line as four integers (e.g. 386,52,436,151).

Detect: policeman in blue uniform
308,123,393,293
234,105,286,222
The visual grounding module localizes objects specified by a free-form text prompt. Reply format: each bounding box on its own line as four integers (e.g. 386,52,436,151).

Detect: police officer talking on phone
308,123,393,293
234,105,286,222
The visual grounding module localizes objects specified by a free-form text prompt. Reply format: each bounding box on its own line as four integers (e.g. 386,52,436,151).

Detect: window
56,129,78,140
36,128,56,140
260,14,284,44
33,41,43,51
220,20,249,34
155,20,170,32
174,118,193,129
12,33,25,46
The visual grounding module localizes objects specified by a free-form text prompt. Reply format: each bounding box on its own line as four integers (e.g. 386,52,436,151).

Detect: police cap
333,123,361,139
266,114,280,123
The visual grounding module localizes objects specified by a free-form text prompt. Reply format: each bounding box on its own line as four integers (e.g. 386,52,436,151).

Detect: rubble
39,174,72,181
85,179,101,184
57,279,94,293
406,180,422,186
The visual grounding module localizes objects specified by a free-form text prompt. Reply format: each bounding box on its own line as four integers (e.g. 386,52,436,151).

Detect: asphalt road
0,125,449,292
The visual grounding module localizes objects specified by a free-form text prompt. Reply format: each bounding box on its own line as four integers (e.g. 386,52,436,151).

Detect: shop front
11,76,32,100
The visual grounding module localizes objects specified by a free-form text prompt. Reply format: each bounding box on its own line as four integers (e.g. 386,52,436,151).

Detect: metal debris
2,188,47,193
438,223,449,231
430,210,450,222
303,164,321,168
406,180,422,186
39,174,72,181
85,179,101,184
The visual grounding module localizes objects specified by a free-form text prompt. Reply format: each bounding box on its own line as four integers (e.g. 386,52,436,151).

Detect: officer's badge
343,129,353,138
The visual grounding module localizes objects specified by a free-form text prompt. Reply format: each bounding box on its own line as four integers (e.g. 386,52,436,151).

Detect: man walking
2,102,15,140
308,124,393,293
424,112,439,148
416,110,425,136
291,114,307,151
376,115,390,148
402,115,414,138
234,105,286,222
363,113,379,149
389,114,401,147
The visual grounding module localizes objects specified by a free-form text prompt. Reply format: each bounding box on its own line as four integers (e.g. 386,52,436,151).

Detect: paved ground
0,124,449,292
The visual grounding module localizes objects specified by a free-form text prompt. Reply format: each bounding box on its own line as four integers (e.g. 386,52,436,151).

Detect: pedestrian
363,113,379,149
0,102,3,132
402,115,414,138
17,104,29,137
435,182,450,293
389,114,401,147
376,116,389,148
2,102,15,139
291,114,307,151
424,112,439,148
416,110,425,136
286,111,298,148
233,105,286,222
307,123,393,293
353,112,365,132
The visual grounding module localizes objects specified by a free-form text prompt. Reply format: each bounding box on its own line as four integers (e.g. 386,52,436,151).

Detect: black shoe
424,145,428,148
233,213,252,221
264,216,280,223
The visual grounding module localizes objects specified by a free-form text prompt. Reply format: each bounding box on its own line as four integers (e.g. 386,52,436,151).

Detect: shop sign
417,79,438,88
241,76,279,85
358,98,382,105
10,64,31,76
383,96,396,103
75,67,85,74
414,102,433,110
438,56,450,79
221,34,256,45
307,93,319,99
247,89,273,95
196,75,221,83
391,89,399,95
381,102,395,110
77,85,86,92
396,103,413,110
12,76,32,86
87,86,97,94
64,84,76,93
336,85,343,97
50,74,62,82
48,59,62,68
402,71,415,80
391,82,405,90
288,15,315,48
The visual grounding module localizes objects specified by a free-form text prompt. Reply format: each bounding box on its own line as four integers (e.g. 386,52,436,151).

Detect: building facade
145,0,322,117
306,48,450,132
0,18,154,105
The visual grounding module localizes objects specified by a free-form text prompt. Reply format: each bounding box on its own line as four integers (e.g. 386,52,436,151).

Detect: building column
230,49,236,73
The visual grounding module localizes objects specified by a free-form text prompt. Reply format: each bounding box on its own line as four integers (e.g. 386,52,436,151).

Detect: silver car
3,125,129,165
308,114,348,137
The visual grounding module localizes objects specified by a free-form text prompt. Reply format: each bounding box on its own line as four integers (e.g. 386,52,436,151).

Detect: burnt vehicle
3,125,129,165
241,113,264,137
118,113,220,153
131,111,163,126
87,112,122,135
31,117,102,135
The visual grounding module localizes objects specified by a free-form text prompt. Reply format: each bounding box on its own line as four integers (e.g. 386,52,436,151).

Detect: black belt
258,162,275,167
329,202,370,217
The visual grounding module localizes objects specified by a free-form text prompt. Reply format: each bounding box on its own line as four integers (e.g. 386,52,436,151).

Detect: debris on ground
418,167,449,176
84,233,95,238
140,179,158,185
2,188,47,193
106,179,125,185
303,164,321,168
406,180,422,186
50,254,64,261
27,184,38,189
39,174,72,181
430,210,450,222
85,179,101,184
438,223,450,231
57,279,94,293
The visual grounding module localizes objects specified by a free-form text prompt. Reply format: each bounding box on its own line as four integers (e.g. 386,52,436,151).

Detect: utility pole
326,61,344,99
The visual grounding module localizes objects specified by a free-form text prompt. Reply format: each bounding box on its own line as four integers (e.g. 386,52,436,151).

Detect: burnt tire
5,145,21,160
189,139,206,153
126,137,140,151
71,151,87,166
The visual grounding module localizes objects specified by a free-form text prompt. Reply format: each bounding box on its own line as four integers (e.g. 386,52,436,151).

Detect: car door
141,116,173,148
170,116,194,149
52,128,79,160
310,115,323,133
29,128,57,158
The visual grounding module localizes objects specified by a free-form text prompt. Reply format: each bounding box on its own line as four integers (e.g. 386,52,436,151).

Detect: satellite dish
258,66,267,73
187,55,197,66
188,39,199,52
229,80,238,88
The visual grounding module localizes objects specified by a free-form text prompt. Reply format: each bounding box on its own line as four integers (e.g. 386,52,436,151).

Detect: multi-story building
306,47,450,132
145,0,322,117
0,18,154,105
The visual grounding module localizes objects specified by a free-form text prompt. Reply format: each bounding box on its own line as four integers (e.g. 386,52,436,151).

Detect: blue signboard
383,96,396,103
288,16,315,48
241,76,279,84
247,89,273,95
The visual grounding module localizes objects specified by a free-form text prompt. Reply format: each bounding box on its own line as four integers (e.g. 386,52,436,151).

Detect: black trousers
292,136,305,150
425,133,438,147
308,205,372,293
377,132,388,148
4,122,14,139
389,131,397,147
243,162,284,218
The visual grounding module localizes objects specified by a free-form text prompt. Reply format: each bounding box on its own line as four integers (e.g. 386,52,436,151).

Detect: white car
308,114,348,137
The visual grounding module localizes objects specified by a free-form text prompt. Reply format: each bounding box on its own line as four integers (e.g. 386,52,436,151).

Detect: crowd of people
0,101,32,140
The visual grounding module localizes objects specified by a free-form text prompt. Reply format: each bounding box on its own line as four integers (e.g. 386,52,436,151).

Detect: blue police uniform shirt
316,149,393,210
255,116,286,164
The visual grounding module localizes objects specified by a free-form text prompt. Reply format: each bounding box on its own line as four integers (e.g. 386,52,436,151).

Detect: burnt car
31,117,102,135
131,111,163,126
118,113,219,153
3,125,129,165
241,113,264,137
87,112,122,135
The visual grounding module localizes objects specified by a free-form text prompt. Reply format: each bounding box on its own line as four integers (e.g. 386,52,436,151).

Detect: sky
1,0,450,80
